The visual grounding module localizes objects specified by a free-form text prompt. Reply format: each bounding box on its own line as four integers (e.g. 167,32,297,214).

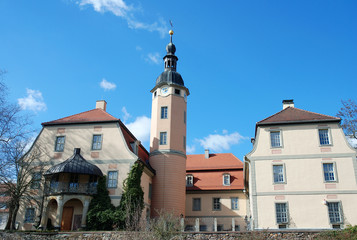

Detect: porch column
180,217,184,232
55,197,64,230
232,218,235,231
80,199,90,229
39,199,49,229
195,218,200,232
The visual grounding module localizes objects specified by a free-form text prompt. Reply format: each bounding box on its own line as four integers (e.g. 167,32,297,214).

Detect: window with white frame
92,134,102,150
55,136,65,152
275,203,288,224
223,173,230,186
323,163,336,182
186,175,193,187
192,198,201,211
161,106,168,119
160,132,167,145
108,171,118,188
270,131,282,148
319,129,330,145
273,164,285,183
231,197,239,210
24,208,35,223
213,197,221,211
327,202,342,224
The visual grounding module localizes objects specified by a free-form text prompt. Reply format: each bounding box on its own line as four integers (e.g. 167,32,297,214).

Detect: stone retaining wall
0,231,322,240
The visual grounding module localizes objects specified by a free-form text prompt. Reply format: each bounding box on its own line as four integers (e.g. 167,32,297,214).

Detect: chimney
96,100,107,111
282,99,294,109
205,149,210,159
74,148,81,155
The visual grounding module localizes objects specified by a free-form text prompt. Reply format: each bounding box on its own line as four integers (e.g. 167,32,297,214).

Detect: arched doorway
61,198,83,231
46,199,58,230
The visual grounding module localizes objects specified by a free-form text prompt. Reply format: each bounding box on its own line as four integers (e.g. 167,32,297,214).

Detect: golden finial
169,30,174,35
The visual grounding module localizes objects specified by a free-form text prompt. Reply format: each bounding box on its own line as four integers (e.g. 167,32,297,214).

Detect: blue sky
0,0,356,160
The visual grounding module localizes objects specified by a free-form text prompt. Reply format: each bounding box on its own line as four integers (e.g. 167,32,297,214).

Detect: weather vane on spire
169,20,174,42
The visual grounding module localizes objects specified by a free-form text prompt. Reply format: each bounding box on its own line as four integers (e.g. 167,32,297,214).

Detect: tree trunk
5,206,13,230
10,203,19,230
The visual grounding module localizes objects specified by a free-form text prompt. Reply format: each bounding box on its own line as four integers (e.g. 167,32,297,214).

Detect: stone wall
0,231,322,240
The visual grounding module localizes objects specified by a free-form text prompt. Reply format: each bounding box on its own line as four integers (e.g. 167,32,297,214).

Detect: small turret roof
44,148,103,176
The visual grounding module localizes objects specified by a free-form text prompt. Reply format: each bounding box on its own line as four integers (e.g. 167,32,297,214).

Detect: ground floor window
275,203,288,224
24,208,35,223
327,202,342,224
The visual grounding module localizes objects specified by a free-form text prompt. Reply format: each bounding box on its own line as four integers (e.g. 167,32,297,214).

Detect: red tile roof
186,153,243,171
257,107,340,126
42,108,119,126
186,153,244,191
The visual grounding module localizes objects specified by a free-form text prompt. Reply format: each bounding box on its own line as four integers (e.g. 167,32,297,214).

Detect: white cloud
100,78,116,91
77,0,168,37
186,145,196,154
145,52,160,64
197,131,247,152
126,116,151,143
121,106,131,123
18,89,47,112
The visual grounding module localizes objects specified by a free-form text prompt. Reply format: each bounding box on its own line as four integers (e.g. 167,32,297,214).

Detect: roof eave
42,119,120,126
257,118,340,126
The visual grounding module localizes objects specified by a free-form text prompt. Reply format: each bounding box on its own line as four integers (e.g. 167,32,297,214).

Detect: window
108,171,118,188
184,111,186,124
231,197,239,210
24,208,35,223
69,174,79,192
327,202,342,223
183,136,186,150
161,106,168,119
55,136,65,152
154,91,157,97
323,163,336,182
160,132,167,145
223,174,230,186
88,175,98,191
31,172,41,189
50,175,59,192
270,131,282,148
175,89,181,95
192,198,201,211
217,225,223,231
213,198,221,211
276,203,288,224
199,225,207,231
149,183,152,200
130,142,138,155
0,203,6,210
92,135,102,150
186,175,193,187
234,225,240,231
273,165,285,183
319,129,330,145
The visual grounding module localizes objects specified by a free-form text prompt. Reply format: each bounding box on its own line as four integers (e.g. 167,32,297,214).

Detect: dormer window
223,173,230,186
186,174,193,187
130,142,139,155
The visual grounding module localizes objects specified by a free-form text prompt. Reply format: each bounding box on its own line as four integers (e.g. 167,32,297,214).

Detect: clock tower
149,30,189,217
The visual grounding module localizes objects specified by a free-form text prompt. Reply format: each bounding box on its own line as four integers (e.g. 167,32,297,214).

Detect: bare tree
337,99,357,139
1,140,45,230
0,70,42,230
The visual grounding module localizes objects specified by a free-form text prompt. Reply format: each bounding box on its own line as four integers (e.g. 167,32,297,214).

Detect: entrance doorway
61,207,74,231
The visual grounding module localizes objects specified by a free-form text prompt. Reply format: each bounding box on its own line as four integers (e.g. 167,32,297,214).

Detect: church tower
149,30,189,217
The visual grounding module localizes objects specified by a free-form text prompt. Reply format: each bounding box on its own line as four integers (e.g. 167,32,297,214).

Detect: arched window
186,174,193,187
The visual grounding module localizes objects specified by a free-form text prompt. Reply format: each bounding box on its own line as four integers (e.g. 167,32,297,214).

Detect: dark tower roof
44,148,103,176
155,30,185,87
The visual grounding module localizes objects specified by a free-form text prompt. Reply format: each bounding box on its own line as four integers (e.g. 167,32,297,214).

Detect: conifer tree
86,175,115,230
115,162,144,230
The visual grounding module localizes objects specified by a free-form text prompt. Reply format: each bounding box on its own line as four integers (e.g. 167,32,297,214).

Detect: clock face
161,86,169,96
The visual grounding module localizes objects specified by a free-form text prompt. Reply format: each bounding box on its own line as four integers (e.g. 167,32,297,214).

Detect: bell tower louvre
149,29,189,217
